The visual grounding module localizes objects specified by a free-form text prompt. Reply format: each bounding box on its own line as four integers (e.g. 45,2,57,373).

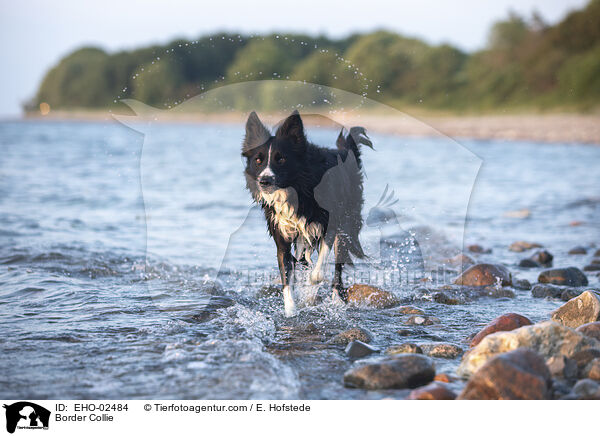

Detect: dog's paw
283,285,297,317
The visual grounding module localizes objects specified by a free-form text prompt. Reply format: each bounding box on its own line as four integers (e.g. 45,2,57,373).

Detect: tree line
29,0,600,113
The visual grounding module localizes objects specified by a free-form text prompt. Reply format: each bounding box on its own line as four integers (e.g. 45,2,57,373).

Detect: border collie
242,111,373,317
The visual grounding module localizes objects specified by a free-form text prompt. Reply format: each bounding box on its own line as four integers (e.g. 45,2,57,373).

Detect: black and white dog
242,111,373,316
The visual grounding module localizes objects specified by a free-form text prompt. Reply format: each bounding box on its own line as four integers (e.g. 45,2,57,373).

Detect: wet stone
346,284,398,309
581,358,600,381
345,340,379,358
538,267,588,287
458,348,552,400
405,315,440,326
396,306,425,315
509,241,542,252
421,343,463,359
467,244,491,254
343,354,435,390
532,283,564,299
408,382,456,400
576,322,600,341
513,279,531,290
569,379,600,399
433,292,460,305
386,343,423,355
530,249,553,266
434,373,459,383
568,246,587,255
470,313,533,347
454,263,512,287
519,258,540,268
584,264,600,272
551,290,600,328
546,355,578,379
329,328,373,345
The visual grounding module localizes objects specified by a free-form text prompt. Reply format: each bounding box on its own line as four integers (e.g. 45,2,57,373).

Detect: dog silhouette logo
3,402,50,434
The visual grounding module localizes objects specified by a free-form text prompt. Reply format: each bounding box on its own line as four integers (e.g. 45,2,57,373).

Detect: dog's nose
259,176,275,187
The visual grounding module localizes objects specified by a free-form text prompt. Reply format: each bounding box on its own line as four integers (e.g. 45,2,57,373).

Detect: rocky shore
330,243,600,400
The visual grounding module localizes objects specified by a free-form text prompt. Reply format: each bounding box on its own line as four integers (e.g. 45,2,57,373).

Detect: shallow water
0,120,599,399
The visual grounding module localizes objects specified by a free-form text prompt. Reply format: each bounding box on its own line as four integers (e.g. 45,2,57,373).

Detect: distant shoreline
16,110,600,145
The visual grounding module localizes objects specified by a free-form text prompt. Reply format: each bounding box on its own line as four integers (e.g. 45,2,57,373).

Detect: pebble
408,382,456,400
470,313,532,347
538,267,588,287
343,354,436,390
420,343,463,359
405,315,440,326
454,263,512,287
386,343,423,355
329,328,373,345
568,246,587,255
508,241,542,252
345,340,379,358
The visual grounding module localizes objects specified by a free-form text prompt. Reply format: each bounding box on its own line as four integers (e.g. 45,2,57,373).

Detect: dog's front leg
309,238,331,285
275,236,296,317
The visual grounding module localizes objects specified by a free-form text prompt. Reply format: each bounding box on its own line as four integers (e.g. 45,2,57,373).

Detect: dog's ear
276,110,306,149
243,111,270,155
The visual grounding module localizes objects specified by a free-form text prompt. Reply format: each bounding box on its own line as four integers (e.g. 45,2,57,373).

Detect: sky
0,0,589,117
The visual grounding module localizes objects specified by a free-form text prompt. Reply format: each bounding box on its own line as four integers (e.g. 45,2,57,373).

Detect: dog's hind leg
332,236,349,303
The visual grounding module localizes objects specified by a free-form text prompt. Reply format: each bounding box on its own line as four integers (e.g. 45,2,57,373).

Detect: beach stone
470,313,533,347
591,258,600,265
458,321,600,377
343,354,435,390
551,290,600,328
569,246,587,255
576,322,600,341
433,292,460,305
445,253,475,268
531,283,564,299
513,279,531,290
408,382,456,400
396,306,425,315
467,244,491,254
386,343,423,355
584,264,600,271
329,328,373,345
538,267,588,287
509,241,542,252
571,348,600,369
346,284,398,308
595,249,600,256
561,288,584,301
458,348,552,400
546,355,578,379
345,340,379,358
434,373,459,383
581,358,600,381
454,263,512,287
518,258,540,268
421,343,463,359
483,287,515,299
530,249,553,266
570,379,600,399
405,315,440,326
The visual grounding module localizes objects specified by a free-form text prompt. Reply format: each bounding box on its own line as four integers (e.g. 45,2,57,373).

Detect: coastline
15,110,600,145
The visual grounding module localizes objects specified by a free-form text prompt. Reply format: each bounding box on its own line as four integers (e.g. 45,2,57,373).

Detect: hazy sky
0,0,589,117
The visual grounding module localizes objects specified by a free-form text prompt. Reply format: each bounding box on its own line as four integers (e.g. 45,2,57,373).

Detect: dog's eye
275,154,285,164
255,155,263,164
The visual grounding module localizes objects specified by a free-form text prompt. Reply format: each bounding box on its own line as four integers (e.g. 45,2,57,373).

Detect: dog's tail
336,126,373,168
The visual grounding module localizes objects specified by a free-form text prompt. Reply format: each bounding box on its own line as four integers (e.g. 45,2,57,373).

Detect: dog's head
242,111,307,196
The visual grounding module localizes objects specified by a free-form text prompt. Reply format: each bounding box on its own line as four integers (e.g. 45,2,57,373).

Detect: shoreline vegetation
25,1,600,128
20,109,600,144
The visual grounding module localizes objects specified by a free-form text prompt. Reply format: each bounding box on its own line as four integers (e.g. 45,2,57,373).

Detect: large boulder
470,313,533,347
458,348,552,400
408,382,457,400
343,354,435,390
551,290,600,328
538,267,588,287
458,321,600,377
454,264,512,287
346,284,398,308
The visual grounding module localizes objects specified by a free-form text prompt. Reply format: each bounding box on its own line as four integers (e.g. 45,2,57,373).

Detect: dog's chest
259,189,323,245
